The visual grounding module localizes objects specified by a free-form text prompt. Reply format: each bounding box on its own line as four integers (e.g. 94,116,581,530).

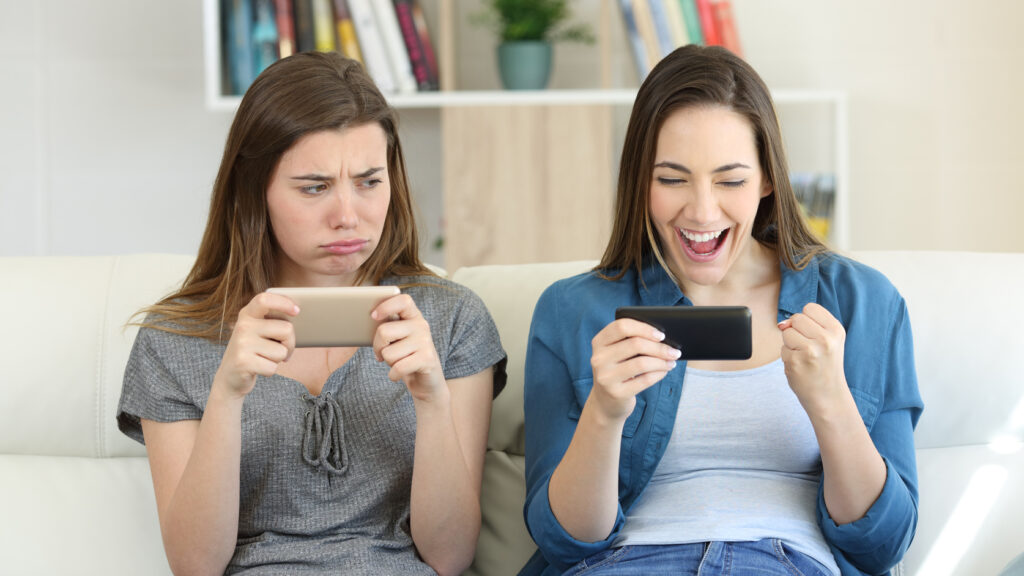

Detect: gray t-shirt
117,275,507,575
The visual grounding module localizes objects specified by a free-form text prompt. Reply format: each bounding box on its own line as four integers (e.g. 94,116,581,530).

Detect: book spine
663,0,689,48
292,0,316,52
409,0,439,88
647,0,676,57
332,0,364,63
618,0,650,81
311,0,337,51
695,0,720,46
226,0,256,94
678,0,704,44
393,0,434,91
369,0,416,93
710,0,742,56
251,0,280,75
630,0,661,71
347,0,397,93
273,0,296,58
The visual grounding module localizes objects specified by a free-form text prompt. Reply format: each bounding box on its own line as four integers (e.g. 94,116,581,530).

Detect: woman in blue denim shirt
521,45,923,576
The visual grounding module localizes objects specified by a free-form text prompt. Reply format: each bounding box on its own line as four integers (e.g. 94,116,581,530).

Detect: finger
780,323,810,351
372,293,418,322
247,292,301,320
620,369,671,397
802,303,844,333
598,335,681,364
781,312,825,341
592,318,666,349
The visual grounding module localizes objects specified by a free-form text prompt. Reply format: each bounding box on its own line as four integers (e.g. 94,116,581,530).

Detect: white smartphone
266,286,401,347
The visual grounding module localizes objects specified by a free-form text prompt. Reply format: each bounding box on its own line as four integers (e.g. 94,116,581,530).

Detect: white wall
1,0,1021,260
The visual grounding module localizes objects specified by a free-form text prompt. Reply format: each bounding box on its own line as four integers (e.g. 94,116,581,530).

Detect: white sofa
2,252,1023,575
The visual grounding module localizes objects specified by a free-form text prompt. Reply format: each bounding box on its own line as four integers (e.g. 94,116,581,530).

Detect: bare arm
408,369,493,576
142,293,298,575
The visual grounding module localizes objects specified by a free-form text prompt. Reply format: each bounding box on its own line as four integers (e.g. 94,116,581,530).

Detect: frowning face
266,124,391,287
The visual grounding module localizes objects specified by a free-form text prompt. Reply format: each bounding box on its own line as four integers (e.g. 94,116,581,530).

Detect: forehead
278,123,388,168
656,105,758,161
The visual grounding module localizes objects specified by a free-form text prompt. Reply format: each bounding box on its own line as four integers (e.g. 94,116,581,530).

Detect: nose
685,181,721,225
329,188,359,229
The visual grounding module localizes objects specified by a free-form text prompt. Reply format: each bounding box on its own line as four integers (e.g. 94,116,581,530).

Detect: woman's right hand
214,292,299,399
588,318,681,422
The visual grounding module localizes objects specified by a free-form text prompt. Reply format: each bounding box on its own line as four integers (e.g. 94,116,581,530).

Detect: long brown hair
140,52,431,340
598,44,828,280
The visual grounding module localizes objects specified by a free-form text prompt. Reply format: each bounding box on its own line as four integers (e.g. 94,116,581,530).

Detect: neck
680,241,779,305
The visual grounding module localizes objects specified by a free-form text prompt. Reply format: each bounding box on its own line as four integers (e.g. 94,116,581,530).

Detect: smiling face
649,105,773,292
266,123,391,287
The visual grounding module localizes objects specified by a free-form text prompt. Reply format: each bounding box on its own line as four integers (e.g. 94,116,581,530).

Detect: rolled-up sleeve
522,284,627,571
821,295,923,574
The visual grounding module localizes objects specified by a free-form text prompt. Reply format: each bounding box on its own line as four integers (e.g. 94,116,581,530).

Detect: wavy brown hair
598,44,828,280
139,52,431,340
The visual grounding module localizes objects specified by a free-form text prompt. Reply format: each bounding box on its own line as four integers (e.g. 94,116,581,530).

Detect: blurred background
2,0,1021,266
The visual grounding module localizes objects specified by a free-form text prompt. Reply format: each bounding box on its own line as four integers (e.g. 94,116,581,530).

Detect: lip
322,239,368,255
676,227,729,263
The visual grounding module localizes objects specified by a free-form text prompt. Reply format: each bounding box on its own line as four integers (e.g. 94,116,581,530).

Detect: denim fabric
521,254,924,576
564,540,833,576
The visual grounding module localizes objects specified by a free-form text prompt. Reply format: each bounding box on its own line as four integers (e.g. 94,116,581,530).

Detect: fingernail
669,348,682,359
654,330,666,341
666,360,677,369
294,305,300,315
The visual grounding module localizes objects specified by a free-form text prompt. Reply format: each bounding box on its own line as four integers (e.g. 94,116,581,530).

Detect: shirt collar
778,255,820,316
637,256,687,306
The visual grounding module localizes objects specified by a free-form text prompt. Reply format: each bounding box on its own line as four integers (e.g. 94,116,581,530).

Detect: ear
760,179,773,199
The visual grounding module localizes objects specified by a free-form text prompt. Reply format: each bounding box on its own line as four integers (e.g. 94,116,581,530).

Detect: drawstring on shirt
300,392,348,475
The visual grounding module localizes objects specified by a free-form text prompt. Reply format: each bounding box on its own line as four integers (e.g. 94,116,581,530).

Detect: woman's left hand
371,293,444,401
778,303,849,413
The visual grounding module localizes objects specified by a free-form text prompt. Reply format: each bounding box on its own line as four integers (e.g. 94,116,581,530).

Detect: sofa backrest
3,251,1023,575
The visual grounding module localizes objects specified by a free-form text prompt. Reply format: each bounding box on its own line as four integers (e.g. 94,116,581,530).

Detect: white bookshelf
202,0,848,252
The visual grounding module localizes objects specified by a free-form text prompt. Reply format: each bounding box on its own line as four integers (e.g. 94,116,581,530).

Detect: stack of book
620,0,742,81
790,172,836,242
222,0,439,96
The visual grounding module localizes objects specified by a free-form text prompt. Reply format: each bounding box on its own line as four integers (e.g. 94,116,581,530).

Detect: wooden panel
442,105,614,270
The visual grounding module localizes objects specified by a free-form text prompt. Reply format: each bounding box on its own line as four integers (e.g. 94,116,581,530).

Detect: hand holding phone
266,286,401,347
615,306,752,361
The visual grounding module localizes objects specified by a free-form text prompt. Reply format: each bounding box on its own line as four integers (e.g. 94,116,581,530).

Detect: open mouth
678,227,729,257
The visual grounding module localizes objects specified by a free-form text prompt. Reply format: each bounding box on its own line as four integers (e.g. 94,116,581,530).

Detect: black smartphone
614,306,752,361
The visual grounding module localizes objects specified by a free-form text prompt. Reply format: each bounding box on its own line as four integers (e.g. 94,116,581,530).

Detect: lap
564,540,832,576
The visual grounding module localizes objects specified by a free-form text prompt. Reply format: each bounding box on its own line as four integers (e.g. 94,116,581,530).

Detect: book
663,0,690,48
695,0,720,46
347,0,397,93
619,0,650,81
678,0,704,45
647,0,676,57
630,0,661,72
225,0,256,94
408,0,439,89
369,0,417,93
332,0,364,63
252,0,280,75
292,0,316,52
273,0,296,58
393,0,439,90
311,0,337,52
710,0,742,56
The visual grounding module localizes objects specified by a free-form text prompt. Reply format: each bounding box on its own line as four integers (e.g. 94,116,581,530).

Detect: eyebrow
654,161,752,173
290,167,384,181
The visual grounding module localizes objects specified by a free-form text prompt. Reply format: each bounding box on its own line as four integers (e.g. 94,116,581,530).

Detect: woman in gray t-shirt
116,52,506,576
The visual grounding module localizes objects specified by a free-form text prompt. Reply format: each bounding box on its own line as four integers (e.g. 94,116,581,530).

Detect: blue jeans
563,540,833,576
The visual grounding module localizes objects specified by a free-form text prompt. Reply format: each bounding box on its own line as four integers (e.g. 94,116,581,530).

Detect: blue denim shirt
520,253,923,576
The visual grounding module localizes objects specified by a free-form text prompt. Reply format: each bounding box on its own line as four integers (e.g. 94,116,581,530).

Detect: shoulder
538,268,635,309
811,253,903,311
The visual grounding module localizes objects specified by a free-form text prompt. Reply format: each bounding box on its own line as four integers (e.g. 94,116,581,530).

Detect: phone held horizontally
266,286,401,347
615,306,752,361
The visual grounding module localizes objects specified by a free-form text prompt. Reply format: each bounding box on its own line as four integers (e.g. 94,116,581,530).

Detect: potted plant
473,0,594,90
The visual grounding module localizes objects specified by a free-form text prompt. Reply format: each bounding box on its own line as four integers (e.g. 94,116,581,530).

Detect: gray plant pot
497,41,553,90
